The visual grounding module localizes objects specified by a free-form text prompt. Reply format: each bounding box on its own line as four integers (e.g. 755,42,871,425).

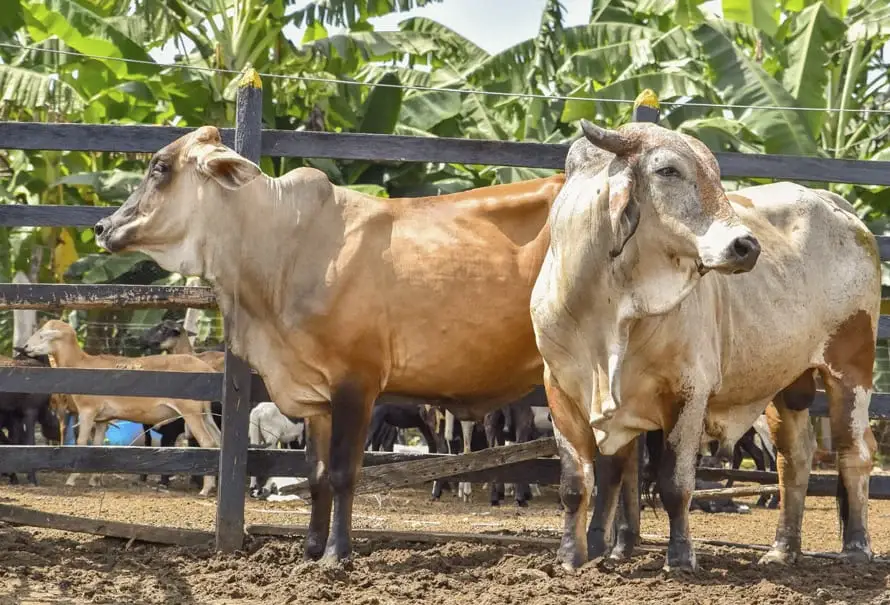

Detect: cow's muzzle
94,217,126,252
725,234,761,274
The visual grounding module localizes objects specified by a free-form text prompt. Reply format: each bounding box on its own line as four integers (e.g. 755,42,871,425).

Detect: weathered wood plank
0,284,217,310
0,122,232,153
3,121,890,185
811,391,890,419
880,315,890,340
714,153,890,186
0,366,222,399
0,445,559,485
0,446,427,475
692,485,780,501
3,365,890,421
0,364,271,402
0,503,214,546
694,468,890,499
0,205,114,227
2,445,889,499
279,437,559,498
246,524,562,548
639,534,858,561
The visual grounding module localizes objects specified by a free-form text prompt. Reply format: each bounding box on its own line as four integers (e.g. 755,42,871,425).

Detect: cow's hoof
840,545,873,564
516,500,529,508
758,548,798,566
319,547,351,568
587,529,608,559
303,542,325,561
610,544,634,561
557,547,586,571
197,490,212,498
663,541,696,572
611,532,637,560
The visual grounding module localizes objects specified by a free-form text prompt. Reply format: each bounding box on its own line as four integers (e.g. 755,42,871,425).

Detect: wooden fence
2,74,890,552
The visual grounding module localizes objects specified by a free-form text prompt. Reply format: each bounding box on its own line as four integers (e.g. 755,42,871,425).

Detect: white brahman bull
530,119,880,571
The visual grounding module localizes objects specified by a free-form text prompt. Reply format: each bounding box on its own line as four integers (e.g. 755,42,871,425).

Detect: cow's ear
195,145,262,190
607,166,639,258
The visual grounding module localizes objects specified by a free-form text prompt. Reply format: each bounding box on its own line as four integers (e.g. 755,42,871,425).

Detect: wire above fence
2,41,889,115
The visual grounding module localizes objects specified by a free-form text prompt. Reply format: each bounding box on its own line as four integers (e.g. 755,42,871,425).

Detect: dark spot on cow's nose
729,235,760,272
94,219,108,238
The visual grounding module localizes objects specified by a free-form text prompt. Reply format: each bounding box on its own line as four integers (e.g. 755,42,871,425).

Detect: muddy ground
2,472,890,604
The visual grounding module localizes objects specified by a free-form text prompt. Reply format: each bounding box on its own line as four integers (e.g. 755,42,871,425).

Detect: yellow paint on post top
238,67,262,90
634,89,659,110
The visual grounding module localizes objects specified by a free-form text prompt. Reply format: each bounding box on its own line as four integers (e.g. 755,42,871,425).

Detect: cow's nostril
732,235,760,260
94,221,106,237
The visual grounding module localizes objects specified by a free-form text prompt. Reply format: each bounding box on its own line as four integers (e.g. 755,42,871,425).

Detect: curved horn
580,119,637,156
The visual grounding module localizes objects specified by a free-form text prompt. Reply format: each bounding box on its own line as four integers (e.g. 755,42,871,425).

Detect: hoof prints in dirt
3,527,890,605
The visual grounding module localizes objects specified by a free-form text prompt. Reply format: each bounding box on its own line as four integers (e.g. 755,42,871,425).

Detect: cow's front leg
612,436,641,559
321,380,374,566
546,371,596,570
588,438,637,559
304,414,332,561
659,396,707,572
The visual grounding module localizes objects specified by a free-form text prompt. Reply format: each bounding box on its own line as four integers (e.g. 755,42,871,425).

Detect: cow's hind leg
760,375,817,566
322,379,374,565
546,369,595,570
304,413,332,561
822,372,876,561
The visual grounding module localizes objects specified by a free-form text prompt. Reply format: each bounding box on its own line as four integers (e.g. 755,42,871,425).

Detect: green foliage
0,0,889,353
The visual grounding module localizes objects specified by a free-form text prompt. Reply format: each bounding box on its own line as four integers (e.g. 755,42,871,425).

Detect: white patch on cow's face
22,328,61,356
696,219,758,273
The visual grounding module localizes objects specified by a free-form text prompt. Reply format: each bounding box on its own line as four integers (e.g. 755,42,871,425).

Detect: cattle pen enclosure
2,68,890,569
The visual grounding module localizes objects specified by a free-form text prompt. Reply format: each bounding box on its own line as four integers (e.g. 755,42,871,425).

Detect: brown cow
93,125,564,564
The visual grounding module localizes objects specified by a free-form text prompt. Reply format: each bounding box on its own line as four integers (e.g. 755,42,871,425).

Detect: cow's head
140,318,192,354
94,126,262,274
22,320,76,358
575,119,760,276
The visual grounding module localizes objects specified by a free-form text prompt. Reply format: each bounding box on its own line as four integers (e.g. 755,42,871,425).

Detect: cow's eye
152,161,169,175
655,166,681,178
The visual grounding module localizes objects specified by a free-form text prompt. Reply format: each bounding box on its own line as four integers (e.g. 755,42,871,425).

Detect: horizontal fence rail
0,284,217,309
0,367,271,401
3,283,890,339
0,365,885,418
0,445,887,499
3,122,890,185
0,446,558,485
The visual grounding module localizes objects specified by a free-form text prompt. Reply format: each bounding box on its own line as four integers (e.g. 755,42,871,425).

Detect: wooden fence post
215,67,261,553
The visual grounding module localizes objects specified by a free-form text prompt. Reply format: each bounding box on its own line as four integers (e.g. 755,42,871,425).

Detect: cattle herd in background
3,316,778,516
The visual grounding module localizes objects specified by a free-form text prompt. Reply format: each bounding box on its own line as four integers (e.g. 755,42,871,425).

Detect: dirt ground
2,473,890,604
